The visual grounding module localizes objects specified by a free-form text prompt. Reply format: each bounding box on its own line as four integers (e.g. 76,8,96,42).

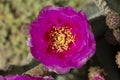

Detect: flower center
48,26,75,52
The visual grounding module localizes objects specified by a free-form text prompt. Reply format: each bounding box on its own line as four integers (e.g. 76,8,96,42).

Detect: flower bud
116,51,120,68
88,67,106,80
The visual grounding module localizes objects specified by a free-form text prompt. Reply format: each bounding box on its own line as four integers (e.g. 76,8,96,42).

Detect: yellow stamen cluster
49,26,75,52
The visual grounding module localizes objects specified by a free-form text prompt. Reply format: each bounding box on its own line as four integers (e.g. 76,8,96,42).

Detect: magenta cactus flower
0,75,54,80
29,6,96,74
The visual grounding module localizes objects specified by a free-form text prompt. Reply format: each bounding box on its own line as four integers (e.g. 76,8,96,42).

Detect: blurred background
0,0,120,80
0,0,97,70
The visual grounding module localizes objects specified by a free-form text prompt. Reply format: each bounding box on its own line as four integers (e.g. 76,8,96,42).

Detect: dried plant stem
92,0,112,15
24,64,48,76
113,29,120,44
93,0,120,44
